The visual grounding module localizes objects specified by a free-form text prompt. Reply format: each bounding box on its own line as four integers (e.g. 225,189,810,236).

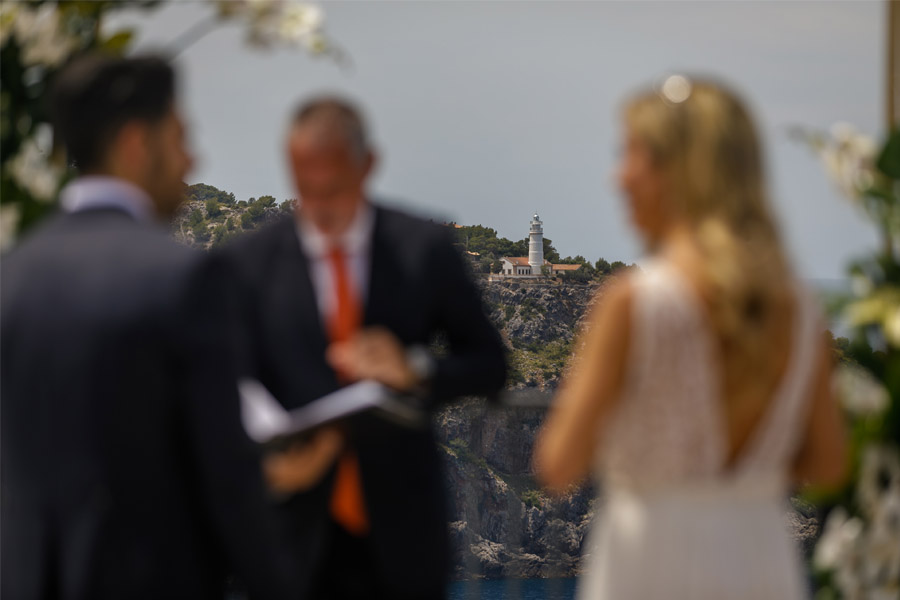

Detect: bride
534,77,848,599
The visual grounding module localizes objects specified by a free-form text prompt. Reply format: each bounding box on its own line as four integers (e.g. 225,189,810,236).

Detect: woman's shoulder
623,256,696,311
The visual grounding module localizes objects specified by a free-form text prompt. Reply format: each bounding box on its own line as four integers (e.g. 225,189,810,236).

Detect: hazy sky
112,0,883,279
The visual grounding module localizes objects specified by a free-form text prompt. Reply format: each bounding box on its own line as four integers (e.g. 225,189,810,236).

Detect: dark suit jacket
1,208,297,600
220,204,507,598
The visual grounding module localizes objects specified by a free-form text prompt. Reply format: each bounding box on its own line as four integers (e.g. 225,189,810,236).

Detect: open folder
239,378,427,449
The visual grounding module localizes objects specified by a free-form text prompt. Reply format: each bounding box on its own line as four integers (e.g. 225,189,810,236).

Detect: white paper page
239,379,407,444
238,378,292,444
285,380,390,433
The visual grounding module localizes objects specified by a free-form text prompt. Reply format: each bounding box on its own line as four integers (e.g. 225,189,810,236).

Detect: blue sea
448,578,577,600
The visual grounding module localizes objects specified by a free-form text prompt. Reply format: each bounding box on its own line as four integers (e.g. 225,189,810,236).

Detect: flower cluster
0,2,78,68
0,1,92,239
0,1,335,246
802,123,900,598
809,123,880,200
845,285,900,347
796,123,900,242
216,0,328,54
8,130,62,201
833,364,890,417
814,444,900,599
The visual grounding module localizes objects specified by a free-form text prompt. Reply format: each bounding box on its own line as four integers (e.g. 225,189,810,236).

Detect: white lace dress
578,259,819,600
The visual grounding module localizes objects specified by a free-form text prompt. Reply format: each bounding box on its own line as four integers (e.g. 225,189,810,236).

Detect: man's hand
263,427,344,495
326,326,419,392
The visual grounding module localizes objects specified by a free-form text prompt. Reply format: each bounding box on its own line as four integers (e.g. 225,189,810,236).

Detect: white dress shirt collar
60,176,156,223
296,201,376,321
296,201,376,258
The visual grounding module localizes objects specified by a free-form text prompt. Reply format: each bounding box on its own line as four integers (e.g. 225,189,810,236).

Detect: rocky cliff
436,279,821,580
437,398,594,580
433,280,595,579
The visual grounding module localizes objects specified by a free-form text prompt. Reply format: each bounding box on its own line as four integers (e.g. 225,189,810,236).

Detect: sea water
448,578,577,600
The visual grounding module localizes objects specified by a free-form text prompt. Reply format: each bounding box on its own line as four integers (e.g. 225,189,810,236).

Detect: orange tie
326,246,370,536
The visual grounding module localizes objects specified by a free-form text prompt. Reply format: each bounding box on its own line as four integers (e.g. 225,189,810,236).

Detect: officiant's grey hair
291,96,371,163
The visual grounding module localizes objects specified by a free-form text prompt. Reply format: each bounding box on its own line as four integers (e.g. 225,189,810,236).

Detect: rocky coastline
436,279,821,580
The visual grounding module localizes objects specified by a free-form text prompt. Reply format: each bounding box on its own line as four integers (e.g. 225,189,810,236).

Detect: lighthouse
528,213,544,274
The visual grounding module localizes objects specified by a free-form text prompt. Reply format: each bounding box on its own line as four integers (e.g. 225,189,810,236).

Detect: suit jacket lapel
274,220,330,357
365,207,400,328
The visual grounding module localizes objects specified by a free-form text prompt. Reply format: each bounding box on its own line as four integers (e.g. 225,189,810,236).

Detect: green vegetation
191,220,210,243
176,183,295,249
448,438,489,471
205,198,221,218
521,489,543,509
508,338,574,386
450,223,635,281
188,182,236,206
178,185,636,287
452,224,529,261
518,298,545,321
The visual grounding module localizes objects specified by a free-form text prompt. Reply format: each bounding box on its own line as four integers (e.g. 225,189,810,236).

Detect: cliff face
435,280,598,580
480,281,601,346
436,279,821,580
437,399,594,580
478,280,604,390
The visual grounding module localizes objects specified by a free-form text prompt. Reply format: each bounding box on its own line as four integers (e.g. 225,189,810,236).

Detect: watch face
408,346,435,380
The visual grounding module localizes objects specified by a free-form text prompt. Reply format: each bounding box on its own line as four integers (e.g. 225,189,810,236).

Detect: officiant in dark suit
1,54,300,600
220,97,507,600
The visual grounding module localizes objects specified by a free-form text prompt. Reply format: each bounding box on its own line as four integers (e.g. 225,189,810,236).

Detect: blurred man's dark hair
50,54,175,172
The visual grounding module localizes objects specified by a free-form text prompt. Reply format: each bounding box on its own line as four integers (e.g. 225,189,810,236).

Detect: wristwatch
406,345,436,392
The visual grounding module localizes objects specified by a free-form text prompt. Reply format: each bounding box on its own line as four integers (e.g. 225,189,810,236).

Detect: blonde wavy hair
624,79,793,380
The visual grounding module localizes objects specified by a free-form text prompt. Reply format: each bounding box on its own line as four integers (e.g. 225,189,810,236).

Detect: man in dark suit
221,97,507,600
1,55,298,600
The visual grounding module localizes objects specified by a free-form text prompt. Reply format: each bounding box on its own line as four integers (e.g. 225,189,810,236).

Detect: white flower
858,444,900,521
7,134,62,202
0,203,21,253
9,3,77,68
278,3,323,43
862,486,900,591
221,1,328,52
833,365,890,417
814,123,879,201
814,506,864,570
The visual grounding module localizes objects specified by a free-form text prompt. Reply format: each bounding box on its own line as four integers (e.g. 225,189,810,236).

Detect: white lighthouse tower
528,212,544,274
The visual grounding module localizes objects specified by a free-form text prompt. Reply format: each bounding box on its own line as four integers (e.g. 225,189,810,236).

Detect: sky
110,0,884,280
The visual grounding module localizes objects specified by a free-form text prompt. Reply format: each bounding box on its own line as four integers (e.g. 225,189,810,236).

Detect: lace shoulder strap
625,260,714,388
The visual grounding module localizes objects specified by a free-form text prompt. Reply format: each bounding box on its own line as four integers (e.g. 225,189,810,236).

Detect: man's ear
362,150,377,179
108,121,149,178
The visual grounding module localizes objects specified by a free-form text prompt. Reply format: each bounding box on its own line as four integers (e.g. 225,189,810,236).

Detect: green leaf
876,128,900,179
101,30,134,55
